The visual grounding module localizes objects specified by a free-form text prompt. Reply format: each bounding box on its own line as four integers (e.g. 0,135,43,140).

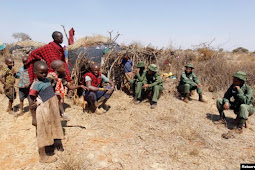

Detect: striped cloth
16,67,30,88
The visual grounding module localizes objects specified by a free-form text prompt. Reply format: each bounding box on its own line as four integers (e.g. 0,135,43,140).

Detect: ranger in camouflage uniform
129,61,146,98
177,63,205,103
135,64,163,109
216,71,254,133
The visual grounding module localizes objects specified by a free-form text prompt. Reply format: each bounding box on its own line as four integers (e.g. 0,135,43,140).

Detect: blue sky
1,0,254,51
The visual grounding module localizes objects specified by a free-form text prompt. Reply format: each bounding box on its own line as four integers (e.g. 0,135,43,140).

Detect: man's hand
106,87,114,95
196,84,201,88
223,102,230,110
30,102,37,110
80,85,88,91
4,84,10,90
235,86,240,90
143,84,149,89
11,68,16,74
135,68,140,74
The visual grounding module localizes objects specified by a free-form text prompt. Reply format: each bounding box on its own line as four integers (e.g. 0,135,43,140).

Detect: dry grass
189,149,199,156
56,150,86,170
67,35,109,50
11,40,45,48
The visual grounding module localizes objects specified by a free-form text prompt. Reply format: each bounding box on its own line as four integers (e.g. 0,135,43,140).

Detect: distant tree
12,32,31,41
232,47,249,53
219,48,224,52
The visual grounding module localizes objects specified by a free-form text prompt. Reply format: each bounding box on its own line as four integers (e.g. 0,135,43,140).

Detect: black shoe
136,100,142,105
150,102,157,109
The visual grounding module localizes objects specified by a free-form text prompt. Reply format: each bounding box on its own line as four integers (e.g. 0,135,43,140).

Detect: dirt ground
0,86,255,170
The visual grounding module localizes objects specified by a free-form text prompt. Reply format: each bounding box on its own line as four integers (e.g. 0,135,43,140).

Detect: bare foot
61,114,70,121
14,111,23,117
8,110,14,115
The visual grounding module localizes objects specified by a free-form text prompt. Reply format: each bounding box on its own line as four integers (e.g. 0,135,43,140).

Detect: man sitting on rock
83,63,115,114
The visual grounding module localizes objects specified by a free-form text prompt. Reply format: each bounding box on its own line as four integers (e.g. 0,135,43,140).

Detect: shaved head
91,63,100,69
5,56,14,63
52,31,62,40
91,63,100,76
34,61,48,72
51,60,65,71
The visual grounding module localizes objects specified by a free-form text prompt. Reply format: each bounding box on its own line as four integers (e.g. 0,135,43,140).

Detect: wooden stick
61,25,69,42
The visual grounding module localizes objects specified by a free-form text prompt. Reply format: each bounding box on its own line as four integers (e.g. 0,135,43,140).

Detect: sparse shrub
232,47,249,53
196,47,216,61
12,32,31,41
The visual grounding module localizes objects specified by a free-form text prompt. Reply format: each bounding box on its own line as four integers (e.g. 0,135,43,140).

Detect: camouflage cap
233,71,246,81
136,61,145,68
185,63,194,69
148,64,158,72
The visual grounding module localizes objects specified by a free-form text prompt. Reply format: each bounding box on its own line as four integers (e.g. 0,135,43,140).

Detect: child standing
47,60,87,120
29,61,64,163
16,56,30,115
0,57,16,114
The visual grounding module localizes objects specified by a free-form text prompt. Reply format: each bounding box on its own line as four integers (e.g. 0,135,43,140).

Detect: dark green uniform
130,70,146,96
177,71,202,95
136,71,163,103
216,84,254,120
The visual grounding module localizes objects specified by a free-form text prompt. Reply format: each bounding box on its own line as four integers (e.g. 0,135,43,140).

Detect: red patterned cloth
27,42,71,83
83,72,102,87
48,72,65,100
68,28,75,45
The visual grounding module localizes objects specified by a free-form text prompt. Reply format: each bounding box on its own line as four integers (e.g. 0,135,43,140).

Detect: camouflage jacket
223,84,254,107
178,71,199,86
134,70,147,82
142,71,163,88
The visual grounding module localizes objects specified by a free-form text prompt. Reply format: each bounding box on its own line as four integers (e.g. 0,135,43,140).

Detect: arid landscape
0,68,254,169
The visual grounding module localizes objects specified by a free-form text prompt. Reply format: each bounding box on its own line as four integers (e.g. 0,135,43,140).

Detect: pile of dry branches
100,43,163,89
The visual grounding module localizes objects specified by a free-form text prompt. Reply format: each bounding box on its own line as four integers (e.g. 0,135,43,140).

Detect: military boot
235,119,246,134
183,93,189,103
219,111,227,126
199,94,206,102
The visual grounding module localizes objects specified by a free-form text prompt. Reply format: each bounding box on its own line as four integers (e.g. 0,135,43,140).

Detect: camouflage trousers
216,98,254,119
177,83,202,95
135,82,163,103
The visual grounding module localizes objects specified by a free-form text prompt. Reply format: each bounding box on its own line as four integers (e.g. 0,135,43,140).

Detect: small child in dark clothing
16,56,30,115
0,57,16,114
